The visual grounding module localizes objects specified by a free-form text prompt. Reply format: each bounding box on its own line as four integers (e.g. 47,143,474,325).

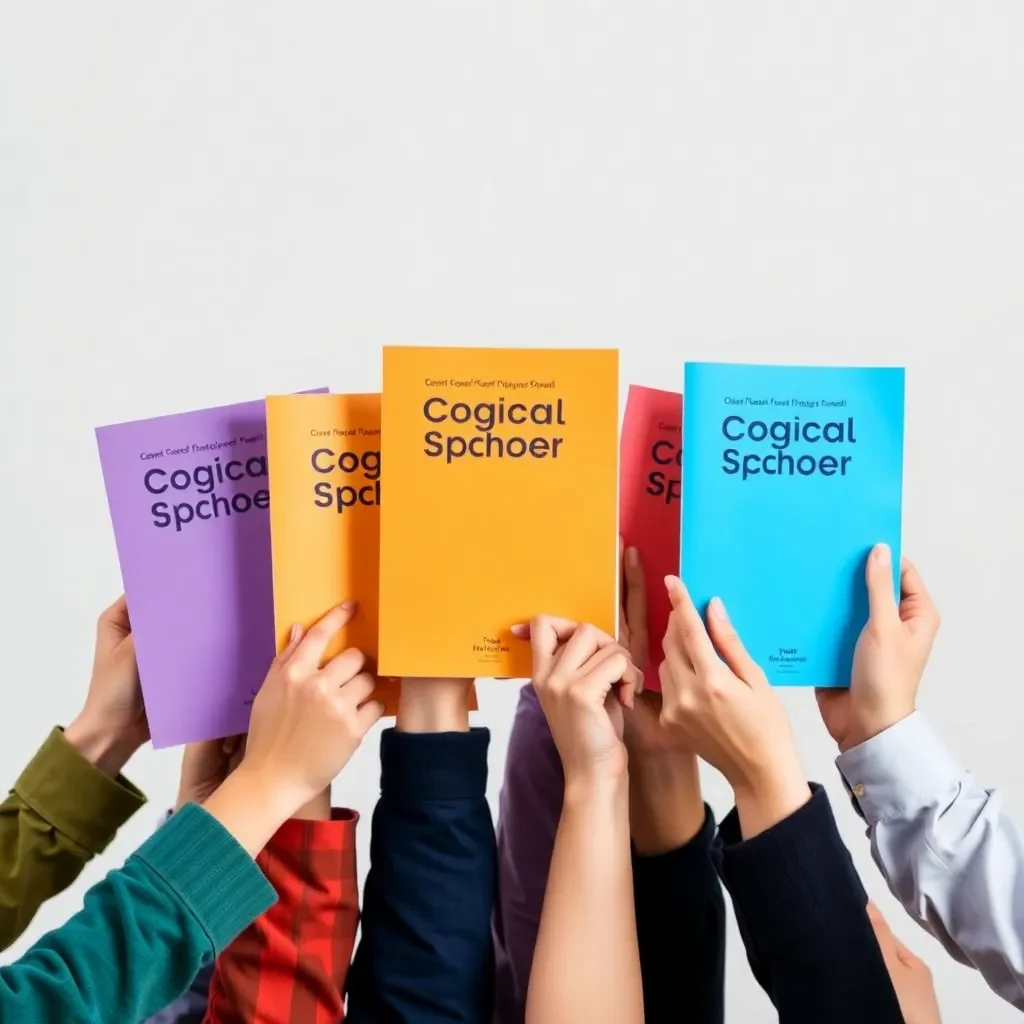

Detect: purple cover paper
96,390,327,748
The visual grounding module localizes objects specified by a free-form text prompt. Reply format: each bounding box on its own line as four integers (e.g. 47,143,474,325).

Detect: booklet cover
619,385,684,687
266,393,477,714
379,346,619,678
267,393,399,716
681,362,904,688
96,389,326,748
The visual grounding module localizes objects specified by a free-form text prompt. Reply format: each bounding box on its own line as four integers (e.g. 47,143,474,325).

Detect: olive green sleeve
0,727,146,951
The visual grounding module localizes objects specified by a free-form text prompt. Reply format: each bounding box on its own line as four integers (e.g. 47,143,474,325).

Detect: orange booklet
266,394,406,712
379,346,619,678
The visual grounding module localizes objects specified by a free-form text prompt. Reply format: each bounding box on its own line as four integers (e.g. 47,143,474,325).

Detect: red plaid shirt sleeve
203,809,360,1024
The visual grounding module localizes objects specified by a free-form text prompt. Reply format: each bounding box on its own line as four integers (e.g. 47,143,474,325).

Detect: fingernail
664,575,680,592
339,600,356,611
635,669,645,695
709,597,728,621
626,546,639,568
510,623,528,638
289,623,302,642
873,544,891,567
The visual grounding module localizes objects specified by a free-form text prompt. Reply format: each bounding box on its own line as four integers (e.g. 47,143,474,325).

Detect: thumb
865,544,899,624
705,597,761,684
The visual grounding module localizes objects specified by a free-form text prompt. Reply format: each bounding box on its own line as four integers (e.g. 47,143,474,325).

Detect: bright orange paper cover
379,346,619,678
619,385,684,687
266,394,404,714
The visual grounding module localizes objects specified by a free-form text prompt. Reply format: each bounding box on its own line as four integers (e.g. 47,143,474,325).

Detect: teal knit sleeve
0,803,275,1023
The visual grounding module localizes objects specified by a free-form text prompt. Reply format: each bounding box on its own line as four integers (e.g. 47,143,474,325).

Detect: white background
2,3,1023,1020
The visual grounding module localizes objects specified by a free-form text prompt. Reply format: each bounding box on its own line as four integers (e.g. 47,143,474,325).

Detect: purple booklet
96,390,326,748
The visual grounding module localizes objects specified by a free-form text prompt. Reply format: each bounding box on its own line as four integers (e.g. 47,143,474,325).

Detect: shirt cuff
14,727,147,855
380,727,490,801
266,809,359,872
135,803,276,953
835,712,966,826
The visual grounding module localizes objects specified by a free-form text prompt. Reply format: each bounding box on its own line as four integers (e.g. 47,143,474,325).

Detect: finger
334,670,376,707
274,623,305,664
900,558,939,626
97,595,131,644
556,622,619,675
865,544,899,624
663,576,717,671
576,644,633,706
583,642,643,704
520,615,576,680
287,602,356,674
705,597,762,686
354,698,386,734
623,545,650,670
320,646,368,686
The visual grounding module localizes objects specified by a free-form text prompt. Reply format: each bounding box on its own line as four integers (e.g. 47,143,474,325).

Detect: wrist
629,752,705,855
563,769,629,810
202,767,297,857
293,787,332,821
64,714,141,779
732,757,811,840
397,678,472,733
839,707,915,753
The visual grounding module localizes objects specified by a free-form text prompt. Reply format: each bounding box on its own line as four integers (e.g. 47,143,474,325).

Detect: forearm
493,684,563,1024
629,751,704,855
0,728,146,951
527,777,643,1024
0,806,274,1022
839,715,1024,1008
714,785,903,1023
632,805,725,1024
348,721,495,1023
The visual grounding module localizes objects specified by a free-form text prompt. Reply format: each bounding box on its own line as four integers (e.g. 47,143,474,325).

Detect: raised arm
347,677,495,1023
821,547,1024,1010
658,577,908,1023
524,617,644,1024
0,602,381,1023
0,597,147,951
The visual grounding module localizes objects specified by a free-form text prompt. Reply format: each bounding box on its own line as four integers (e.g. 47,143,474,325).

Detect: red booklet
619,385,683,688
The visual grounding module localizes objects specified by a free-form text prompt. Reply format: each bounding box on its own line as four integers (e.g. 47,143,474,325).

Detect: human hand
175,736,245,811
617,540,682,760
208,602,384,854
817,546,940,753
659,576,809,838
867,902,942,1023
525,617,641,790
65,595,149,777
397,678,474,733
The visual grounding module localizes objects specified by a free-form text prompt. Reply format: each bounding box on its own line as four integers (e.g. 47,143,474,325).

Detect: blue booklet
681,362,904,688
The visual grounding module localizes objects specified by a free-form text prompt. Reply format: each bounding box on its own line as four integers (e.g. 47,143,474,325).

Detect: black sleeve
632,805,726,1024
711,783,904,1024
347,728,496,1023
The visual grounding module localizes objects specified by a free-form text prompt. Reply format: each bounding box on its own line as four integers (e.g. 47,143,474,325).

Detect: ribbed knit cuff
712,784,867,949
380,728,490,801
134,803,276,953
15,727,146,854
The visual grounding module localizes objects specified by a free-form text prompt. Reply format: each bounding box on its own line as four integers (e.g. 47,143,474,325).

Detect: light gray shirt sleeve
836,711,1024,1011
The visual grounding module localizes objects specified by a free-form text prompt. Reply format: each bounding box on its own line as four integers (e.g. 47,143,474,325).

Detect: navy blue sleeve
632,806,725,1024
711,784,903,1024
347,727,496,1024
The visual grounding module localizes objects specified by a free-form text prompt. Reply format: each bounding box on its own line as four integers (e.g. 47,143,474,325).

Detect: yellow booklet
379,347,619,678
266,393,403,714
